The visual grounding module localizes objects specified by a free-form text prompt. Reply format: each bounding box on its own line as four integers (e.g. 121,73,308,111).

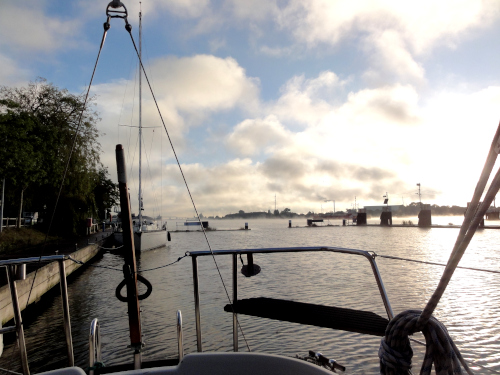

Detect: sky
2,0,500,218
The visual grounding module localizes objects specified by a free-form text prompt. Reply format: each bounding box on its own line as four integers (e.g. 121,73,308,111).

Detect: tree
93,168,119,221
0,78,104,235
0,112,47,227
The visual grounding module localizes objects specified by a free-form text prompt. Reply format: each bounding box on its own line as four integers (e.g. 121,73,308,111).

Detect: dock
0,230,113,326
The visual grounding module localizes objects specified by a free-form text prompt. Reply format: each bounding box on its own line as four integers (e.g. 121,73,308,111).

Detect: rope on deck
379,310,472,374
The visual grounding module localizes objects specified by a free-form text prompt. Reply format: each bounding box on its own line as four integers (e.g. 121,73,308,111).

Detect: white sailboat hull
114,229,167,252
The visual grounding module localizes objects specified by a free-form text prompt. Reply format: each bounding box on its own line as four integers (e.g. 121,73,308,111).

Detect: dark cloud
350,166,396,181
259,155,308,179
369,95,420,125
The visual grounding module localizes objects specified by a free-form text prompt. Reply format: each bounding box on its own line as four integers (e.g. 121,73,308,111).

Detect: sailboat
113,8,168,252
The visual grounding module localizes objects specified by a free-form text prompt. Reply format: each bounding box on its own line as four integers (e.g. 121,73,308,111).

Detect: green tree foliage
0,78,117,235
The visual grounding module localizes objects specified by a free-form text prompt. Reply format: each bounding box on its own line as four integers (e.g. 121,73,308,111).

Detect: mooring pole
116,144,143,369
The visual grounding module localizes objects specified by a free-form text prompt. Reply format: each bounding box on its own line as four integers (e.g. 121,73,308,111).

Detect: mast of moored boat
138,5,143,232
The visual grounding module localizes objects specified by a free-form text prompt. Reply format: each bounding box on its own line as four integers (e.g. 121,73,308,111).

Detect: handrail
0,255,69,266
188,246,393,352
89,318,102,375
0,255,74,375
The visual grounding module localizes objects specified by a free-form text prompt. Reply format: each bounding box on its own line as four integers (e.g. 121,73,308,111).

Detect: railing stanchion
232,253,238,352
89,318,101,375
176,311,184,360
366,256,394,319
58,259,74,366
7,265,29,375
192,255,202,352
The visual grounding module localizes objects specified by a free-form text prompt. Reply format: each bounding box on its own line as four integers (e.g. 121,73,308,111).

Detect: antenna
383,192,389,205
417,183,422,209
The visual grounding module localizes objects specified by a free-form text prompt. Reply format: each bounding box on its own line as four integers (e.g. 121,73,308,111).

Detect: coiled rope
379,122,500,375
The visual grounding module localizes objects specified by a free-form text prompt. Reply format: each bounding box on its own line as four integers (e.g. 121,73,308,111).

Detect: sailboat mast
138,6,143,230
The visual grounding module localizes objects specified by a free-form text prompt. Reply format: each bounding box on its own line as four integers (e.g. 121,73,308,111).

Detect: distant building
363,205,404,211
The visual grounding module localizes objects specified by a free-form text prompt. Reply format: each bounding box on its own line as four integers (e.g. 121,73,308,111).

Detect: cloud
338,84,421,126
362,30,425,85
0,53,30,86
226,115,292,155
78,0,211,20
91,54,260,188
276,0,497,51
0,1,80,53
156,154,407,215
149,54,260,115
271,71,346,126
264,0,500,85
259,155,308,180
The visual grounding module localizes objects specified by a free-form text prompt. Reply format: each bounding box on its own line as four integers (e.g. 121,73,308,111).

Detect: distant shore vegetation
201,203,469,220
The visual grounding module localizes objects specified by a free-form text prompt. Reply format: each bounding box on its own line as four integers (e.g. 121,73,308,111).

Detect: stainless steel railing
0,255,74,375
176,311,184,361
188,246,394,353
89,318,102,375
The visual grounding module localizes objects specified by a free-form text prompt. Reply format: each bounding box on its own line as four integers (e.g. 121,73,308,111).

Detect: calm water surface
2,216,500,374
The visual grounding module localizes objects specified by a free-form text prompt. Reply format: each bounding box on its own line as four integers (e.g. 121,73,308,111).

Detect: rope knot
379,310,471,375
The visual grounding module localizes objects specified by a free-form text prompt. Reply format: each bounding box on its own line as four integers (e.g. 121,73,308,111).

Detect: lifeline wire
24,20,110,312
67,253,188,273
374,253,500,275
126,29,252,352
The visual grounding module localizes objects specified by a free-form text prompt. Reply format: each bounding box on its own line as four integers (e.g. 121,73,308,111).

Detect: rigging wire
142,130,162,220
374,253,500,275
23,21,111,312
125,28,252,352
67,253,188,273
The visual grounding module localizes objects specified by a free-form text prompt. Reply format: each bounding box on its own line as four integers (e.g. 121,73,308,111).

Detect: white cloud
0,53,30,86
277,0,496,52
362,30,426,85
0,1,79,53
92,54,260,190
271,71,345,126
149,54,260,114
226,115,292,155
272,0,499,85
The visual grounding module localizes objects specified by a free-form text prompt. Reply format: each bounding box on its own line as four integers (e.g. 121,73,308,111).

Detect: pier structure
380,207,392,226
356,209,367,225
418,204,432,227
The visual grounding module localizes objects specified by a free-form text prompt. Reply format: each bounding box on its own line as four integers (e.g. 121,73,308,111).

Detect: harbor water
1,216,500,374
